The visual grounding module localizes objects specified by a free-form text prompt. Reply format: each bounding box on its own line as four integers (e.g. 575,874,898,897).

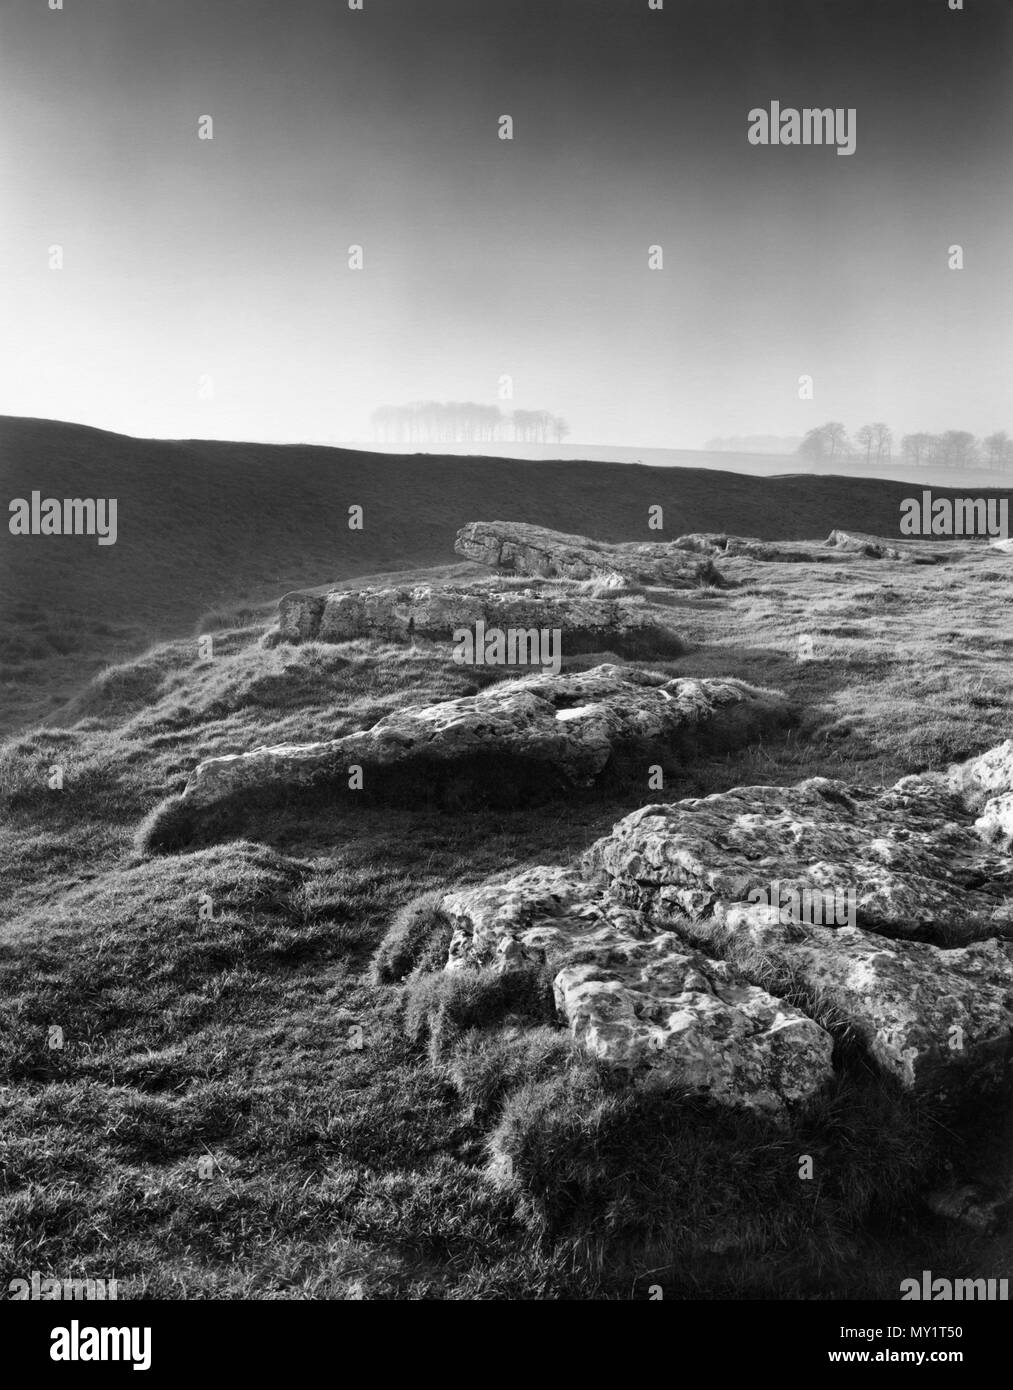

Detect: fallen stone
454,520,725,588
825,528,948,563
175,664,792,813
671,530,954,564
269,581,685,659
685,911,1013,1091
440,866,834,1115
582,746,1013,1089
433,743,1013,1097
586,773,1013,940
673,533,842,563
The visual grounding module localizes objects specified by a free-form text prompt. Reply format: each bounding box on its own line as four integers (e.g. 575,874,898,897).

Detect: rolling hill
2,414,1010,736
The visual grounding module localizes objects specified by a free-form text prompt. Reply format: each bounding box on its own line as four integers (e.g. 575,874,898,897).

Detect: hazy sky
1,0,1010,447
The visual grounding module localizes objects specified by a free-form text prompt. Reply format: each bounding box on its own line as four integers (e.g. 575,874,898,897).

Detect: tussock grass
443,1025,578,1120
403,963,557,1064
481,1055,949,1294
372,890,451,984
195,606,269,635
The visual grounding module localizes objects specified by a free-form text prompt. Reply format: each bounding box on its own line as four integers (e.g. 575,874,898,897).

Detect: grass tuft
403,963,558,1064
372,890,451,984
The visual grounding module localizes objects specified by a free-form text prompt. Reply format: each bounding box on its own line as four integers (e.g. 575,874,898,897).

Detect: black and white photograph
1,0,1011,1352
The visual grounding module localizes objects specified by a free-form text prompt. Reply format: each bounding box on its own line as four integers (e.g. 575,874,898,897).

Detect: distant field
353,439,1013,492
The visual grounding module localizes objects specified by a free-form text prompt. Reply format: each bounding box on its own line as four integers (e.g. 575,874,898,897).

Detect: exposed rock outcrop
902,739,1013,854
435,743,1013,1100
975,795,1013,853
170,664,792,816
269,581,685,659
584,747,1013,1090
824,528,948,562
588,773,1013,940
673,533,836,563
825,529,909,560
440,866,834,1115
454,521,725,588
673,530,953,564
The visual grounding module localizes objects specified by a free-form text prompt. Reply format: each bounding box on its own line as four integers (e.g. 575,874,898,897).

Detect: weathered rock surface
929,738,1013,803
454,520,725,588
686,913,1012,1091
588,772,1013,940
436,743,1013,1098
583,746,1013,1089
975,794,1013,854
440,866,834,1114
673,533,837,563
673,530,952,564
825,528,947,562
901,739,1013,854
270,581,684,658
177,664,791,812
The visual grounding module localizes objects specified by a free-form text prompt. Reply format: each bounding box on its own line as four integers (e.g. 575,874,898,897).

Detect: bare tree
825,422,849,458
371,401,563,447
798,425,830,460
901,432,933,467
511,409,536,442
798,422,849,460
871,422,892,462
983,430,1012,471
855,423,875,465
932,431,978,469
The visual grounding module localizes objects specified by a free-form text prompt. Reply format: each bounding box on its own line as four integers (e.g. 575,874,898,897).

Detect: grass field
3,414,1010,738
2,513,1011,1299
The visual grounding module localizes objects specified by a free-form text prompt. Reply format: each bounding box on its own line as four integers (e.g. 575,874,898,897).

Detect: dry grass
1,537,1011,1298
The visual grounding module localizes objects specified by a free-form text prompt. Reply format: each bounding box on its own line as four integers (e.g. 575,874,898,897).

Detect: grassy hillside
1,538,1010,1299
3,414,1009,737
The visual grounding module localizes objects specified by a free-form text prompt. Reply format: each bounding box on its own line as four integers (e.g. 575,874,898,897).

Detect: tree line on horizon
798,421,1013,470
371,401,570,446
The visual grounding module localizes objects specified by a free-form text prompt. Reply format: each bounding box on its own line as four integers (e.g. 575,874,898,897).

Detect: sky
0,0,1010,448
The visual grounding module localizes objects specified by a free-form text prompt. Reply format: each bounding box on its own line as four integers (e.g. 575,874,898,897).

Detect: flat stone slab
673,533,834,563
434,743,1013,1098
453,521,958,579
176,664,791,813
683,911,1013,1091
440,866,834,1115
582,744,1013,1089
825,528,950,562
672,530,955,564
586,773,1013,939
269,581,684,659
454,520,726,588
